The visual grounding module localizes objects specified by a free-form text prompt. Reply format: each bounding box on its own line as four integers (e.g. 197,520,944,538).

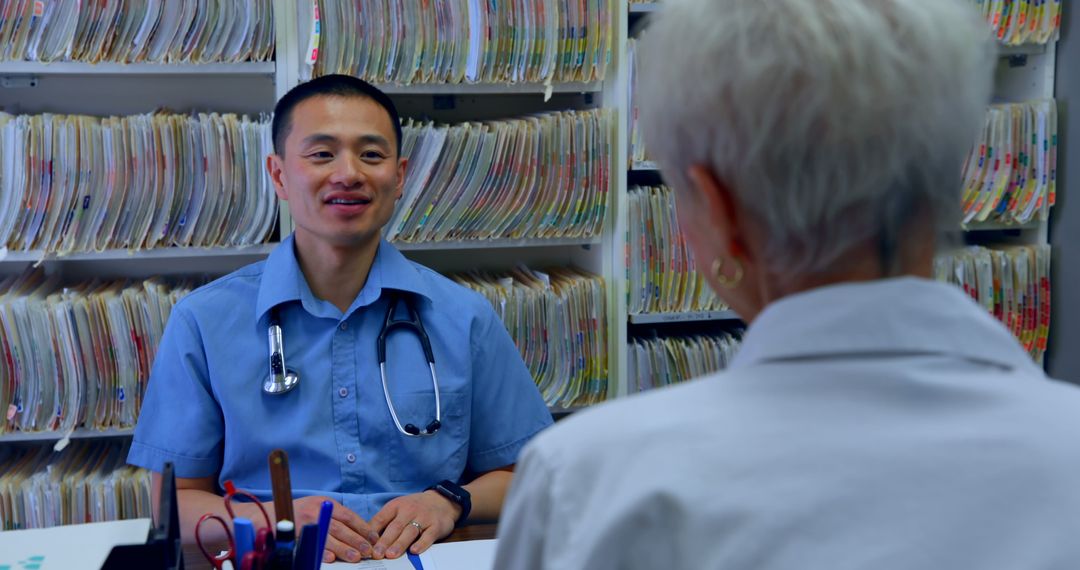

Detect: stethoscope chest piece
264,367,299,394
264,311,300,395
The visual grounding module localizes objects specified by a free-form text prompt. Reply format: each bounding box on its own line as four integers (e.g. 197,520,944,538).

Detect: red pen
255,527,274,567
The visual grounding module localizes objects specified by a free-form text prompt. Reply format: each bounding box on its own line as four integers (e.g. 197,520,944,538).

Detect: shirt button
339,322,348,331
346,453,357,463
338,387,349,398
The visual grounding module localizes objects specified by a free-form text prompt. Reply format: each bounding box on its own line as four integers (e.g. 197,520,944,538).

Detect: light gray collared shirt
497,277,1080,570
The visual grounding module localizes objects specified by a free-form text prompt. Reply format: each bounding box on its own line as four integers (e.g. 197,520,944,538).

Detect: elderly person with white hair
494,1,1080,568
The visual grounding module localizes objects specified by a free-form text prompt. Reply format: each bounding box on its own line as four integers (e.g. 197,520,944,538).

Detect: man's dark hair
271,74,403,157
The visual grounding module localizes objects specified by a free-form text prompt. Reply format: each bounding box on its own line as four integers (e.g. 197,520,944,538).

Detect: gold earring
711,257,744,289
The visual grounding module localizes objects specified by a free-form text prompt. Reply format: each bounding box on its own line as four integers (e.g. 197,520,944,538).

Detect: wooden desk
439,523,496,543
182,524,497,569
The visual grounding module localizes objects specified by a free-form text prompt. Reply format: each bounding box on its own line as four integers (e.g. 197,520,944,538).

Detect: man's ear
267,154,288,201
686,165,749,261
395,157,409,200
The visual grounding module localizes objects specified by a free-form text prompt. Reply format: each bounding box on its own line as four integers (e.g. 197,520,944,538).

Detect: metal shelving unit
0,428,135,444
0,62,275,76
375,81,602,95
628,310,741,324
0,244,277,264
629,160,659,171
392,237,602,251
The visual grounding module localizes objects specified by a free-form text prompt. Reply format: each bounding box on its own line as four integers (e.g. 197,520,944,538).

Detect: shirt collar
729,277,1040,374
255,235,434,321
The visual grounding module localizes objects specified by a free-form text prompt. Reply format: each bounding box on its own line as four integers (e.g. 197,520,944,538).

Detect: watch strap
427,479,471,525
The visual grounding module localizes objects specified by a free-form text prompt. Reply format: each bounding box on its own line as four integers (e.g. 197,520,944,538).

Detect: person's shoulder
1016,372,1080,432
527,374,729,464
172,259,267,318
406,260,495,317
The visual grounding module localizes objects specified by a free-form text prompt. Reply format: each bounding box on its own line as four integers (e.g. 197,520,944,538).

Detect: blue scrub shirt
128,235,553,519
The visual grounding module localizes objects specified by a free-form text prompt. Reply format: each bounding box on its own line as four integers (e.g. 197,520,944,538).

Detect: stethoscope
262,291,442,437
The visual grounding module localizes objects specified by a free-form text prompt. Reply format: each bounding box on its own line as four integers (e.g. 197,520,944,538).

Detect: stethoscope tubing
263,292,442,437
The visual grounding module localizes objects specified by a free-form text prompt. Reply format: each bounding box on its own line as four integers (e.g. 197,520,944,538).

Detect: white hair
638,0,996,277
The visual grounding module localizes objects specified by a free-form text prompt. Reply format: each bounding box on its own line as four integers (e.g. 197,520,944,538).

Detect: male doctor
129,74,552,563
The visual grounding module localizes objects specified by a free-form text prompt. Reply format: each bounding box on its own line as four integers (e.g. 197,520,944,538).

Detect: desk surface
182,524,497,569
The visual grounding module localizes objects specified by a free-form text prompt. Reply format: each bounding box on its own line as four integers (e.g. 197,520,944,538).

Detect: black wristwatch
427,479,471,525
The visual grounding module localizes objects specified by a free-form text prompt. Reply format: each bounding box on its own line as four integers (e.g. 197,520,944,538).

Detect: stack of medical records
627,185,728,315
935,244,1050,363
0,440,150,530
628,332,740,393
627,38,650,167
972,0,1062,45
0,0,274,64
0,270,197,436
386,109,611,244
961,100,1057,227
312,0,611,84
450,266,608,407
0,111,276,254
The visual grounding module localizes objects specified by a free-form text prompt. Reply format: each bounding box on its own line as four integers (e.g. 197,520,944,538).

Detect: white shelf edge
628,310,741,324
392,237,602,251
0,243,278,263
998,44,1049,57
0,427,134,443
0,61,276,75
374,81,601,95
962,221,1041,232
630,160,659,171
629,3,663,13
2,237,602,258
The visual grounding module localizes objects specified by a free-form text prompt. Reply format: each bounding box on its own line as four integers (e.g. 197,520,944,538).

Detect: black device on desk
100,461,184,570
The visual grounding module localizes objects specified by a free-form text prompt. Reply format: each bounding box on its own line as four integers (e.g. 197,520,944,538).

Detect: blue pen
407,551,425,570
315,500,334,565
294,523,320,570
268,520,296,570
233,517,255,564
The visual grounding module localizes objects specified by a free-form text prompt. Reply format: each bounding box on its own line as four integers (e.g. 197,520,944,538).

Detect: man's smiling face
269,94,406,250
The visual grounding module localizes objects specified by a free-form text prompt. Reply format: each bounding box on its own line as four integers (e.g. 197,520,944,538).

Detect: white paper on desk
324,556,421,570
426,539,497,570
0,518,150,570
324,538,497,570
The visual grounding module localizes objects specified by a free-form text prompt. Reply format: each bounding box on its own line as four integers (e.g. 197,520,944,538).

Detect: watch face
432,480,470,523
439,483,462,501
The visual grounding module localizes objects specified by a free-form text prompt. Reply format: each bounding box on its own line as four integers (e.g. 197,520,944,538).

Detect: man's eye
362,151,386,161
308,151,333,159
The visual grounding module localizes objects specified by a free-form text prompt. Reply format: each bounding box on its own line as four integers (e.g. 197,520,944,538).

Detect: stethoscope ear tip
403,420,442,437
263,369,300,395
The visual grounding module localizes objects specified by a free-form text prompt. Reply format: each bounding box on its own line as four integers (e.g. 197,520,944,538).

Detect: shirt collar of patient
731,276,1040,375
254,234,434,321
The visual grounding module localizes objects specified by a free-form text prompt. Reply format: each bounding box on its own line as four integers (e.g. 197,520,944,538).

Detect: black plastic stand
100,462,184,570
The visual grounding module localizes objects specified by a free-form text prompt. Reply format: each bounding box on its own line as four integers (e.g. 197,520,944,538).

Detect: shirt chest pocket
389,390,468,483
